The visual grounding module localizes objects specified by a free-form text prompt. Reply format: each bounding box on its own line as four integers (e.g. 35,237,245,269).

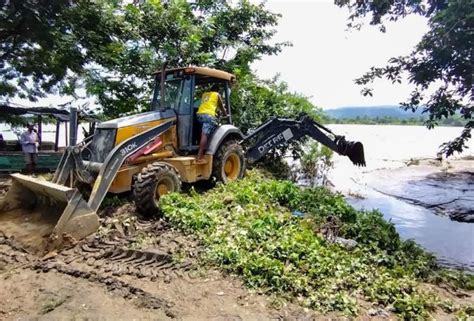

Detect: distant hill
324,105,466,127
325,106,423,119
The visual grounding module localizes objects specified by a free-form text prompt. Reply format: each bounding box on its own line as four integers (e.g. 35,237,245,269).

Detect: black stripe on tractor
87,120,175,212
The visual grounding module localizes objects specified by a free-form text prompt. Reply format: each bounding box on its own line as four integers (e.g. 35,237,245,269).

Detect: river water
327,124,474,271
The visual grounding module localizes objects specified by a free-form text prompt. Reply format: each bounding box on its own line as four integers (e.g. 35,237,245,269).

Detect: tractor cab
152,67,235,153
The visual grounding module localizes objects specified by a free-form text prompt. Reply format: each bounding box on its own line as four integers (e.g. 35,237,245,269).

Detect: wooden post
37,115,42,150
69,107,78,146
64,121,68,147
54,120,60,152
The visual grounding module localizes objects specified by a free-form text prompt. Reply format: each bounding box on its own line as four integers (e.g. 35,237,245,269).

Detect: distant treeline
325,115,467,127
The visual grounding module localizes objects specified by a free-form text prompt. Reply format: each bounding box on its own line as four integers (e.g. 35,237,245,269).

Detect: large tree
1,0,288,118
0,0,325,166
85,0,289,117
0,0,120,101
335,0,473,156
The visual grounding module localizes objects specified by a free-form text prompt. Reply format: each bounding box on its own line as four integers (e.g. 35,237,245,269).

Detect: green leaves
336,0,473,156
229,72,324,173
231,73,322,134
159,170,474,318
1,0,120,101
1,0,286,119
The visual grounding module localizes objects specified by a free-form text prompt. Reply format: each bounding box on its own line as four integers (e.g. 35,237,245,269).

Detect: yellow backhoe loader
0,67,365,255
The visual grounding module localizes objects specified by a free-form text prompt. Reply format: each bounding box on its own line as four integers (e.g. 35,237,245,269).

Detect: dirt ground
0,199,323,321
0,179,472,321
0,263,313,321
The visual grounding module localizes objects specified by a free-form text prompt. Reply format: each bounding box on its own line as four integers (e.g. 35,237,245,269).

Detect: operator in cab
196,84,227,163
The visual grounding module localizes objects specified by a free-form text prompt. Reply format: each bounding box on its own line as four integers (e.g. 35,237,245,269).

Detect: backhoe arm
242,115,366,166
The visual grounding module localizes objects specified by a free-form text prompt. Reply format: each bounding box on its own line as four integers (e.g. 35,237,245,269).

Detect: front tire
133,162,181,216
212,140,246,183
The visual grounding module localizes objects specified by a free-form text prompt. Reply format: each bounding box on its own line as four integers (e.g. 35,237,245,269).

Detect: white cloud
252,1,429,109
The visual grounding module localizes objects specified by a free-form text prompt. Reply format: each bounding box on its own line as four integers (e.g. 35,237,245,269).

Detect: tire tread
132,162,181,216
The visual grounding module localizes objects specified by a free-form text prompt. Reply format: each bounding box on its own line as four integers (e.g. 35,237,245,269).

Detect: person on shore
20,123,39,174
196,84,227,163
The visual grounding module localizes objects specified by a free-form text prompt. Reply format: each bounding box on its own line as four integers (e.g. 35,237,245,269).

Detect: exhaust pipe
0,174,99,255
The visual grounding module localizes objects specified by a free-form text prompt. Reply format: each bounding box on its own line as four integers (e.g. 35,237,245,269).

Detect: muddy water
327,125,474,271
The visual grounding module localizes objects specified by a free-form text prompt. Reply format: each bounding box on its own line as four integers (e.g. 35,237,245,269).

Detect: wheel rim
223,153,241,181
155,177,174,205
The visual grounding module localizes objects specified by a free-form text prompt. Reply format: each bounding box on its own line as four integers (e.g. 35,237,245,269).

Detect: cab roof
154,66,236,82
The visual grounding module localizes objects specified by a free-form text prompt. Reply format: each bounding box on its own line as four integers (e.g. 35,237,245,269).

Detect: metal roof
154,66,236,82
0,105,97,122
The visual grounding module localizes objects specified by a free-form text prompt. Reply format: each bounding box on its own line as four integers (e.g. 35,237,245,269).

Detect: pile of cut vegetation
160,170,473,319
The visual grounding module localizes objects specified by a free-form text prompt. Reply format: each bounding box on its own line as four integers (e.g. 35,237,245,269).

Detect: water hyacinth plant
160,170,473,319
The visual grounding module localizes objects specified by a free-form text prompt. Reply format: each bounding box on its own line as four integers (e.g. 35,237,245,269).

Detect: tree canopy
335,0,473,156
1,0,327,170
0,0,291,118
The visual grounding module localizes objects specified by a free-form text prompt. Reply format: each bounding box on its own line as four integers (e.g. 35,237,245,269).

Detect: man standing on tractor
20,123,39,175
196,84,227,163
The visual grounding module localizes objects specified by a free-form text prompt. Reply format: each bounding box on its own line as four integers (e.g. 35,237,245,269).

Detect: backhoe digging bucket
0,174,99,255
338,139,366,167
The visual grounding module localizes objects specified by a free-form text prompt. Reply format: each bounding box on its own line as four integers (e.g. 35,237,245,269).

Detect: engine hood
97,110,176,129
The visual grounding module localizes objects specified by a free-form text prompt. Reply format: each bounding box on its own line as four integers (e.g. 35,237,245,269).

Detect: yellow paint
224,153,241,181
115,118,177,147
91,175,102,196
105,154,214,193
93,115,218,194
105,117,178,193
108,165,145,193
157,183,169,196
164,155,213,183
159,125,178,150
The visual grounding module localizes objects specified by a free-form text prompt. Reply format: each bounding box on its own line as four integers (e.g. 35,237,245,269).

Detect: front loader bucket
0,174,99,255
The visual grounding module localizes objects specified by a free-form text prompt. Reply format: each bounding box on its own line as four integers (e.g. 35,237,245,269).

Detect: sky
251,1,429,109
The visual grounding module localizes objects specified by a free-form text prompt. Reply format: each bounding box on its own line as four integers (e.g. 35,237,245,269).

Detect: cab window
153,74,191,114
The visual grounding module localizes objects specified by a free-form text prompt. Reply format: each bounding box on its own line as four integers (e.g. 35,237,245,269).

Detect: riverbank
332,158,474,271
160,170,474,319
1,171,473,319
326,124,474,271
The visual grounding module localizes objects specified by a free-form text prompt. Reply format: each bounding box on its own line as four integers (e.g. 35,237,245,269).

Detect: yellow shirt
197,91,219,117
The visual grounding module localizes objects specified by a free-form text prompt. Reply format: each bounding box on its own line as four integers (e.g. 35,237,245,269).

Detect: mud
0,203,323,320
0,175,70,254
0,206,63,254
0,185,472,319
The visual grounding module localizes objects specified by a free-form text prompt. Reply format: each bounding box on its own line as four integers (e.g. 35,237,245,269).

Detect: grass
100,195,129,209
160,170,474,319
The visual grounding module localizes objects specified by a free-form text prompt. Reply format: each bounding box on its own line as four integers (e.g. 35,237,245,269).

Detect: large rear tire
133,162,181,216
212,140,246,183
